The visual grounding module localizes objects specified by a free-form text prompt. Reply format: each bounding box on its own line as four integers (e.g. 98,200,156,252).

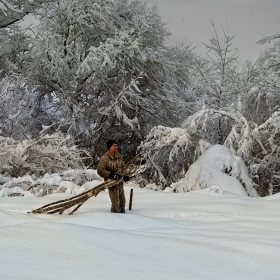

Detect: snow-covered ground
1,183,280,280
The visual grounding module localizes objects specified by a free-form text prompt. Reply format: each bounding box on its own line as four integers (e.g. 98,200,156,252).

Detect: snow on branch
76,30,146,79
182,108,254,157
0,1,7,15
257,33,280,45
98,76,142,129
253,110,280,155
257,33,280,69
141,109,234,165
140,125,191,161
0,186,32,197
0,132,89,177
0,0,23,15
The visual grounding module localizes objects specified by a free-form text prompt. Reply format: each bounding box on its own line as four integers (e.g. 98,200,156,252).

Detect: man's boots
111,207,118,213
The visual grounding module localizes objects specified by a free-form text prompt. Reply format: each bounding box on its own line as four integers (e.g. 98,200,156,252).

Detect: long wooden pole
129,189,133,211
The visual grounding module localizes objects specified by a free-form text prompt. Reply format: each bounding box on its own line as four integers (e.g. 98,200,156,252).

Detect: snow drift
172,144,258,196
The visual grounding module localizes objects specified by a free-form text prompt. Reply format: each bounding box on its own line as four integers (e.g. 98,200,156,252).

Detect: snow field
1,184,280,280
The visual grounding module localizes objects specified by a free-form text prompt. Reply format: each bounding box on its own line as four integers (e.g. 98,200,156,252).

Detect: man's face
109,143,118,154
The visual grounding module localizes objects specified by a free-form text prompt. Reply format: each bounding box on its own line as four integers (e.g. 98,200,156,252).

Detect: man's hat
107,139,117,150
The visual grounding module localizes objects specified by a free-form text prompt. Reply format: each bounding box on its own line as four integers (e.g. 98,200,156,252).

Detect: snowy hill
1,184,280,280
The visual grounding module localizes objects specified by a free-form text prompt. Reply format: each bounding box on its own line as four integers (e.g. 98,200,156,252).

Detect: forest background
0,0,280,197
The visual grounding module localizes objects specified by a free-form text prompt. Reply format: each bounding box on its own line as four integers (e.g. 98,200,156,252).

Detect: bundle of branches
30,157,138,215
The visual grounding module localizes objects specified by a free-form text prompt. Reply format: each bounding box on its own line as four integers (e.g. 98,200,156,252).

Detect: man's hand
108,172,120,180
123,175,130,183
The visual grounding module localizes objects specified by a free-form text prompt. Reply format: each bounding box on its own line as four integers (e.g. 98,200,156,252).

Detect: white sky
140,0,280,63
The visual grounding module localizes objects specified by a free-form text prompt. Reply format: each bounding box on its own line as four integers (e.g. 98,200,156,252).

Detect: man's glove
123,175,130,183
108,172,120,180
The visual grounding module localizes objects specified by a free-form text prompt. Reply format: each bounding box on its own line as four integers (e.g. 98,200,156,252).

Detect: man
97,140,130,213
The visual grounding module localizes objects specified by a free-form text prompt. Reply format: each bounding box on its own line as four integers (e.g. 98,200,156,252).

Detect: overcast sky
140,0,280,63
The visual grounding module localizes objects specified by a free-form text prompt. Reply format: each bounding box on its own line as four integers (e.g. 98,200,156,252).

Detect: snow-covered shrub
247,111,280,196
172,144,258,197
60,169,101,185
0,133,89,177
250,155,280,197
0,168,102,197
139,109,254,187
0,187,33,197
57,180,101,196
0,133,100,196
1,175,35,189
242,63,280,128
252,110,280,156
139,108,280,196
0,174,9,184
0,75,66,141
138,125,193,187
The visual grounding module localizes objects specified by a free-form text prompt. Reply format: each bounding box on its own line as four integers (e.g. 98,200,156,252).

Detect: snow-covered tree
0,0,57,74
24,0,194,159
244,66,280,124
257,32,280,70
0,2,40,129
239,33,280,126
195,22,239,109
